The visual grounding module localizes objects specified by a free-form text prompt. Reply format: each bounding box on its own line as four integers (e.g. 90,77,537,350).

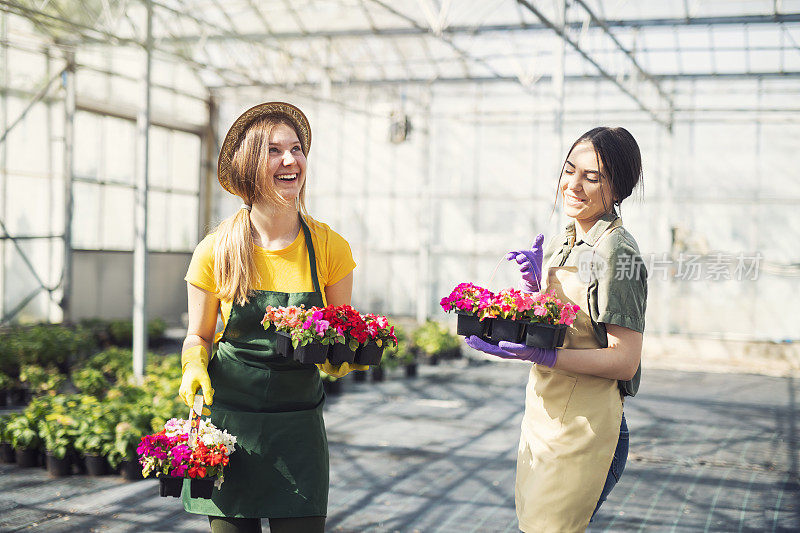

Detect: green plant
108,320,134,346
73,398,115,456
384,323,415,366
0,414,14,442
20,364,65,396
7,414,41,450
411,320,460,356
0,371,12,390
38,414,78,459
106,421,143,469
78,347,134,382
148,318,166,340
72,367,109,397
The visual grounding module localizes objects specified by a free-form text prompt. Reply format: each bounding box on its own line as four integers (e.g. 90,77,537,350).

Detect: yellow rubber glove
179,345,214,415
316,361,369,378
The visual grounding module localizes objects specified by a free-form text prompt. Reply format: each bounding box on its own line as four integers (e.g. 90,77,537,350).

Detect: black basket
489,317,528,344
293,340,329,364
159,476,183,497
525,323,568,349
190,478,215,499
276,331,294,357
455,312,492,338
328,343,356,365
354,342,384,365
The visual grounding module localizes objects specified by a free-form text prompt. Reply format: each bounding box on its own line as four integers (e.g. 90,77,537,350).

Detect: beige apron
516,219,624,533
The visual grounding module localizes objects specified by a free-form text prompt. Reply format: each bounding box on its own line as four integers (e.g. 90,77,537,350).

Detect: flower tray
328,343,356,365
159,476,183,497
276,331,329,364
354,342,384,365
525,323,568,349
489,317,528,344
190,478,216,499
455,311,491,338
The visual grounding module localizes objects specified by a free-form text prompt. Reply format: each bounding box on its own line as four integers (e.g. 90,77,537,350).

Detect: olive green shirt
542,210,648,347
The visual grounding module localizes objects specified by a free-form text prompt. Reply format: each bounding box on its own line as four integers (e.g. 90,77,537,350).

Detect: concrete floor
1,359,797,532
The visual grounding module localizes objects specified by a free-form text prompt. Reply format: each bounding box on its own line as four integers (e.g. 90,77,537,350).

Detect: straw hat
217,102,311,195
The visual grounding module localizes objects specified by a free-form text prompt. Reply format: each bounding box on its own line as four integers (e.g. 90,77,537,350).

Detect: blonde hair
213,116,310,306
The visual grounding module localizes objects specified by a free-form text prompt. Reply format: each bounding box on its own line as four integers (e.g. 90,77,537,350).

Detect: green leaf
376,339,383,348
348,339,359,351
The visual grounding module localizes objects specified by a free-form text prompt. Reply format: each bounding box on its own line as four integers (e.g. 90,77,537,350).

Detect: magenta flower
315,320,330,335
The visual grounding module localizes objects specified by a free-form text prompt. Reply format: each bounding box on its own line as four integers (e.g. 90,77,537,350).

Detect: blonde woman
178,102,364,533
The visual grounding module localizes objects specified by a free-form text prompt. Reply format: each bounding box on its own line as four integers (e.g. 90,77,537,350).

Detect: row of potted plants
440,283,580,348
0,348,183,480
0,319,167,407
262,305,398,366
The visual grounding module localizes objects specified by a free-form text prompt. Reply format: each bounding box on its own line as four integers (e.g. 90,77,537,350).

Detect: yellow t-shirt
184,218,356,340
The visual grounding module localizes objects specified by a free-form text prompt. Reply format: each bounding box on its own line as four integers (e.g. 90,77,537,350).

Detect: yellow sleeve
319,223,356,287
185,233,218,294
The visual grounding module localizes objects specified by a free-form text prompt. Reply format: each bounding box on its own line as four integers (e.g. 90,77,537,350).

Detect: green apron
183,217,328,519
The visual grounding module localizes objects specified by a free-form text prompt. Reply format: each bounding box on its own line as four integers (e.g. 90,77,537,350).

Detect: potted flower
411,321,461,364
521,290,579,348
263,305,329,364
0,414,15,463
356,313,398,365
73,401,115,476
484,288,535,344
38,413,77,477
108,421,145,481
0,372,11,407
318,305,361,365
440,283,494,338
7,414,41,467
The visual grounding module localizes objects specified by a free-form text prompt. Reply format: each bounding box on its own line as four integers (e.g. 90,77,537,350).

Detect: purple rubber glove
506,233,545,293
465,336,558,367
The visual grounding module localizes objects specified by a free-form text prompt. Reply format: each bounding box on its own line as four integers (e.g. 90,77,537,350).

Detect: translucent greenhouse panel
430,117,478,197
335,200,366,254
104,116,136,184
6,46,47,91
684,122,758,198
5,175,50,236
100,185,134,250
5,98,49,178
388,255,418,317
148,126,171,189
391,198,421,251
76,68,108,101
754,275,799,341
758,123,800,198
147,190,169,251
337,111,369,196
755,202,800,264
169,194,198,251
4,239,50,323
74,111,101,178
171,131,201,192
72,181,100,249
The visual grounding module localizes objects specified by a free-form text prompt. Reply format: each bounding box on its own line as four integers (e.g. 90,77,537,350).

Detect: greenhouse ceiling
2,0,800,125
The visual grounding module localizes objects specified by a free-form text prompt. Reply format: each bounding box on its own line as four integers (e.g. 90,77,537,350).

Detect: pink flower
315,320,329,335
533,306,547,317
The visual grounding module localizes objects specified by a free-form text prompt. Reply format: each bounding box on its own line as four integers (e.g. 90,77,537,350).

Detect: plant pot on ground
14,447,38,467
159,476,183,497
0,442,15,463
119,460,143,481
404,363,418,378
84,454,110,476
371,366,385,382
46,452,71,477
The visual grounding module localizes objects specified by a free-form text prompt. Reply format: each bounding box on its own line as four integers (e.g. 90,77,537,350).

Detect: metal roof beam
156,13,800,43
208,70,800,90
515,0,671,129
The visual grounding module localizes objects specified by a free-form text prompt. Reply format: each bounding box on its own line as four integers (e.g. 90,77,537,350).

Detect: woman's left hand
317,361,369,378
465,336,557,367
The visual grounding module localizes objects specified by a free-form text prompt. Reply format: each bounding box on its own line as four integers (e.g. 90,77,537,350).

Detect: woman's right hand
506,233,545,293
179,345,213,415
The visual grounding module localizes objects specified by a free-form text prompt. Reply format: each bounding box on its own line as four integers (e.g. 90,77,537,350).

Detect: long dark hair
554,127,643,213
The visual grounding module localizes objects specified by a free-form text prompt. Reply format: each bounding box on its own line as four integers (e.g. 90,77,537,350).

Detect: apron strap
299,215,323,295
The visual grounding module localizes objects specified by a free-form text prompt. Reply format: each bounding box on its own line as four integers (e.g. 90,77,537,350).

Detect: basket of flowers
137,417,237,499
262,305,397,366
441,284,579,349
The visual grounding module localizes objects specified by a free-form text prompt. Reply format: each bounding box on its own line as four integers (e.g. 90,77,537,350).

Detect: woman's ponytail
213,208,259,306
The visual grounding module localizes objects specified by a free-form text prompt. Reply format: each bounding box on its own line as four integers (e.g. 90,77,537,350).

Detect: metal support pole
416,89,433,323
132,0,153,382
200,94,217,238
553,0,566,164
61,51,75,324
1,11,7,319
